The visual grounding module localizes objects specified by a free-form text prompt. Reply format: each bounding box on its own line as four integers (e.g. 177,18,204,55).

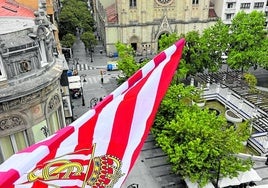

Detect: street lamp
80,74,87,106
215,159,221,188
89,42,93,62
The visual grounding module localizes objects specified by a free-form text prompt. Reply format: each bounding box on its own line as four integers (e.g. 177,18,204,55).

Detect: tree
115,42,143,82
60,33,76,48
181,31,205,75
154,84,252,187
153,84,195,134
59,0,94,38
243,73,258,93
228,11,268,71
80,31,97,50
158,33,190,82
158,33,179,52
200,20,230,72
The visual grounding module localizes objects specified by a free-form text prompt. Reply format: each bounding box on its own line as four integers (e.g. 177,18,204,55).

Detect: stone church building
93,0,218,56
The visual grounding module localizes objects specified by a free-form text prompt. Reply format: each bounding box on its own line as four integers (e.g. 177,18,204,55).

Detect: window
49,111,60,134
129,0,136,7
254,2,264,8
226,14,232,20
240,3,250,9
192,0,199,4
227,3,234,8
0,131,29,164
0,57,7,81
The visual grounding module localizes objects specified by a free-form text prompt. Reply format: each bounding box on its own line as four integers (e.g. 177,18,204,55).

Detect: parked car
107,61,118,71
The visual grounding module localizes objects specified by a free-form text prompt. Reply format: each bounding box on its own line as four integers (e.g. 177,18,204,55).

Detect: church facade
93,0,218,56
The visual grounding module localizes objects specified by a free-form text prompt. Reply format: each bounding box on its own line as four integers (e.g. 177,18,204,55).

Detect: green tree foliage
154,84,252,187
200,20,230,72
243,73,258,92
158,33,179,52
59,0,94,38
80,31,97,50
60,33,76,48
158,34,190,83
153,84,195,134
228,11,268,71
115,42,143,82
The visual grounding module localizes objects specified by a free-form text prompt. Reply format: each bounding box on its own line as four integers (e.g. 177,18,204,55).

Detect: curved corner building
0,1,66,163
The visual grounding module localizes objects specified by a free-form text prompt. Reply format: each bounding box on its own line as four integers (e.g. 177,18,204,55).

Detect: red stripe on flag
0,169,18,188
127,69,143,88
19,126,74,153
106,74,150,158
35,126,75,165
94,94,113,113
153,51,167,67
74,116,97,152
126,39,185,174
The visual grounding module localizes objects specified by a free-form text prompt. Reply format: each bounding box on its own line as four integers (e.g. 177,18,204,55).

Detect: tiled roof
0,0,34,18
106,3,117,23
209,8,218,18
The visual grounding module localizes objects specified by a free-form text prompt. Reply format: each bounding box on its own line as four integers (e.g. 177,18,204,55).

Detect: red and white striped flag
0,39,185,188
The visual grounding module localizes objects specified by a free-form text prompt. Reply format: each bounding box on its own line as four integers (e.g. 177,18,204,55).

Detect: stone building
93,0,218,56
0,0,67,164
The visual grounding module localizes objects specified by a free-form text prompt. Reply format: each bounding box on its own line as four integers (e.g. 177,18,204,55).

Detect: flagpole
82,143,96,188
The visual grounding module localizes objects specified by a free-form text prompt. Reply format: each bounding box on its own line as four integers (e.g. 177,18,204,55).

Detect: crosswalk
71,64,95,71
83,75,102,84
70,64,107,71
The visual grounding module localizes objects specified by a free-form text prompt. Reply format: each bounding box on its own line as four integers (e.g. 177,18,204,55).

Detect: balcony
224,8,236,13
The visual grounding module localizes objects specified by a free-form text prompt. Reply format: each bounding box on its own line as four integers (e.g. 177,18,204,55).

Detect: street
70,36,119,119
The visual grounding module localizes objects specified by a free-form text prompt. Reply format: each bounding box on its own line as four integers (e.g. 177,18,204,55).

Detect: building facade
212,0,268,26
93,0,218,56
0,0,67,164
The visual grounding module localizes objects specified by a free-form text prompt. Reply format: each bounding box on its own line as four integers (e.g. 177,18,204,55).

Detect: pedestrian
99,97,103,102
101,77,104,84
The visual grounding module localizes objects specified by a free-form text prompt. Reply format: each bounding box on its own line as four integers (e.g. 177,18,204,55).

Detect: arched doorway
129,35,139,51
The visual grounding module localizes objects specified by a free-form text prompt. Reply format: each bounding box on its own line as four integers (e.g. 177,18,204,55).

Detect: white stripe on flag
0,146,49,173
93,95,124,157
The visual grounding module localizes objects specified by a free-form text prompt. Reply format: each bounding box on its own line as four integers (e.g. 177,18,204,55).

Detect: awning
69,82,81,89
185,178,215,188
218,176,240,188
237,168,262,184
68,76,80,83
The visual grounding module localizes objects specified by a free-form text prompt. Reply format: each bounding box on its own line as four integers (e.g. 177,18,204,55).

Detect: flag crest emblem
24,146,124,187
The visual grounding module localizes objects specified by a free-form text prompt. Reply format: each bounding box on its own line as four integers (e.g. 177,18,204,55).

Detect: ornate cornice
0,115,26,131
0,81,58,113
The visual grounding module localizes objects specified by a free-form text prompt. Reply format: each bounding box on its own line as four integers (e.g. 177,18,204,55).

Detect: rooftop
0,0,34,18
0,0,35,34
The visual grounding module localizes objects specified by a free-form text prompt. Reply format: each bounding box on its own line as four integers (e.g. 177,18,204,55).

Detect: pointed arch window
192,0,199,4
130,0,136,7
